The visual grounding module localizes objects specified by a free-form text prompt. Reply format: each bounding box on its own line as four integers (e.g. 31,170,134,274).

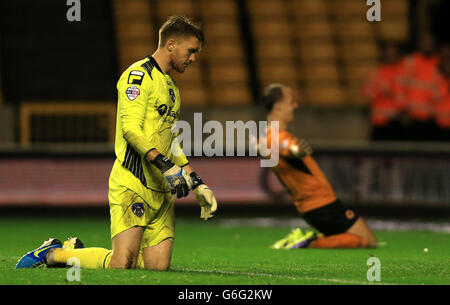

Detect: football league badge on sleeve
126,86,140,101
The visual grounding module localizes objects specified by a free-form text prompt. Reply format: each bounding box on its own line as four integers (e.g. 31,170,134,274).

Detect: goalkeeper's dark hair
158,15,204,48
261,83,286,113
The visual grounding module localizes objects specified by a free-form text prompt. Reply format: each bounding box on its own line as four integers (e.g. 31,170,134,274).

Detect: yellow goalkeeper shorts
109,185,175,249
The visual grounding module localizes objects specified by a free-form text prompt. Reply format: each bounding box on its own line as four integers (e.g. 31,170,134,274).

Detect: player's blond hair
158,15,204,48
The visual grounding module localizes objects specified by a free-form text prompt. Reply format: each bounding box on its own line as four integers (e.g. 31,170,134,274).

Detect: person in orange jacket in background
402,33,441,141
362,41,408,141
434,43,450,141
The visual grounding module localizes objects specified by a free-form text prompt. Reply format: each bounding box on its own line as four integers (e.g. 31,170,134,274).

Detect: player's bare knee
124,257,136,269
109,251,138,269
113,258,136,269
153,263,170,271
145,261,170,271
144,258,171,271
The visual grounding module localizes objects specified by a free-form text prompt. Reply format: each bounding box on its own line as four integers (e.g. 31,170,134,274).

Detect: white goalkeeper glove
151,154,192,198
190,172,218,220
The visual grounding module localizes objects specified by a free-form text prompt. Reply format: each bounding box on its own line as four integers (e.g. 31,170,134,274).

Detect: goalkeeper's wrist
151,154,175,173
189,172,204,190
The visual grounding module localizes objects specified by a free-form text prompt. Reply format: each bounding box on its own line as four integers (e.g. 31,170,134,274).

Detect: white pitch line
6,256,397,285
176,267,395,285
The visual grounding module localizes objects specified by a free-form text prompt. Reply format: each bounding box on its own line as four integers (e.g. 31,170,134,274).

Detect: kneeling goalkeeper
16,15,217,270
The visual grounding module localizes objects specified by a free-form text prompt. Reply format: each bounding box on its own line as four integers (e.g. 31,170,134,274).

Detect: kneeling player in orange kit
260,84,377,249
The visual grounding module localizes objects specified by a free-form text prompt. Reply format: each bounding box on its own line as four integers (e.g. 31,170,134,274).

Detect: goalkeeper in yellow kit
16,15,217,271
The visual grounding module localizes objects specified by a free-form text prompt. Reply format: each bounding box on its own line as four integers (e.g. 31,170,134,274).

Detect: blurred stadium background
0,0,449,220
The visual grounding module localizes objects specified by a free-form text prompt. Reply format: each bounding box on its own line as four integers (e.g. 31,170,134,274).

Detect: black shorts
302,199,359,236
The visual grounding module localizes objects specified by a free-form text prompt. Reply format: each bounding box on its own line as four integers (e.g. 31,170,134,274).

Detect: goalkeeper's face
170,35,201,73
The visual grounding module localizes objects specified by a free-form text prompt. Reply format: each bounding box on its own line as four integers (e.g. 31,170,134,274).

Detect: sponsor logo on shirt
169,88,176,102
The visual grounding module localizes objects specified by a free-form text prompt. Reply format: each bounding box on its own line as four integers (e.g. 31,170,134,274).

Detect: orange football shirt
266,128,336,213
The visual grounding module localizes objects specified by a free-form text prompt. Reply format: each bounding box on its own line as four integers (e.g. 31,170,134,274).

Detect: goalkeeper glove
190,172,217,220
151,154,192,198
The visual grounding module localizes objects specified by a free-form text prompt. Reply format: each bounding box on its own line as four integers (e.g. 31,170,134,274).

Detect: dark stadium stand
289,0,345,106
113,0,157,72
0,72,3,105
248,0,299,92
200,0,252,106
0,0,411,108
0,0,412,144
0,0,118,102
244,0,410,107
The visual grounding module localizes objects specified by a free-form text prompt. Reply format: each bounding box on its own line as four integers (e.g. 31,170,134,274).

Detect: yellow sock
136,251,145,269
52,247,112,269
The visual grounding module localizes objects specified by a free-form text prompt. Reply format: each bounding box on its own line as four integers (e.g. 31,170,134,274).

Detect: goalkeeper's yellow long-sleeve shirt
110,56,188,197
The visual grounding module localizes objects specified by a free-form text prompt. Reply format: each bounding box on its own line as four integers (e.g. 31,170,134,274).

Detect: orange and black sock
309,233,367,248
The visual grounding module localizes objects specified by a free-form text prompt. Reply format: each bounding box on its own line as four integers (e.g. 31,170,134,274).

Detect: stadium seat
115,21,155,43
286,0,410,107
250,19,292,39
346,78,372,105
246,0,303,103
247,0,288,18
339,42,379,61
210,85,252,106
208,61,249,83
203,19,241,41
343,62,377,83
172,64,204,84
335,19,375,41
117,42,156,69
299,42,337,61
303,63,340,82
294,20,333,41
113,0,156,71
199,0,238,19
177,85,209,106
329,0,367,16
304,84,347,106
377,19,409,41
287,0,328,17
382,0,409,15
156,0,194,22
204,40,245,61
197,0,253,106
113,0,151,17
254,39,296,62
258,63,298,86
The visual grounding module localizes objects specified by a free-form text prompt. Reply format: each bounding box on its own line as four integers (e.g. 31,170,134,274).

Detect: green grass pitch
0,215,449,285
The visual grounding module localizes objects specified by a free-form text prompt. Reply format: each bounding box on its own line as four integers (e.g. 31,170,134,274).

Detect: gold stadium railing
20,102,116,145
